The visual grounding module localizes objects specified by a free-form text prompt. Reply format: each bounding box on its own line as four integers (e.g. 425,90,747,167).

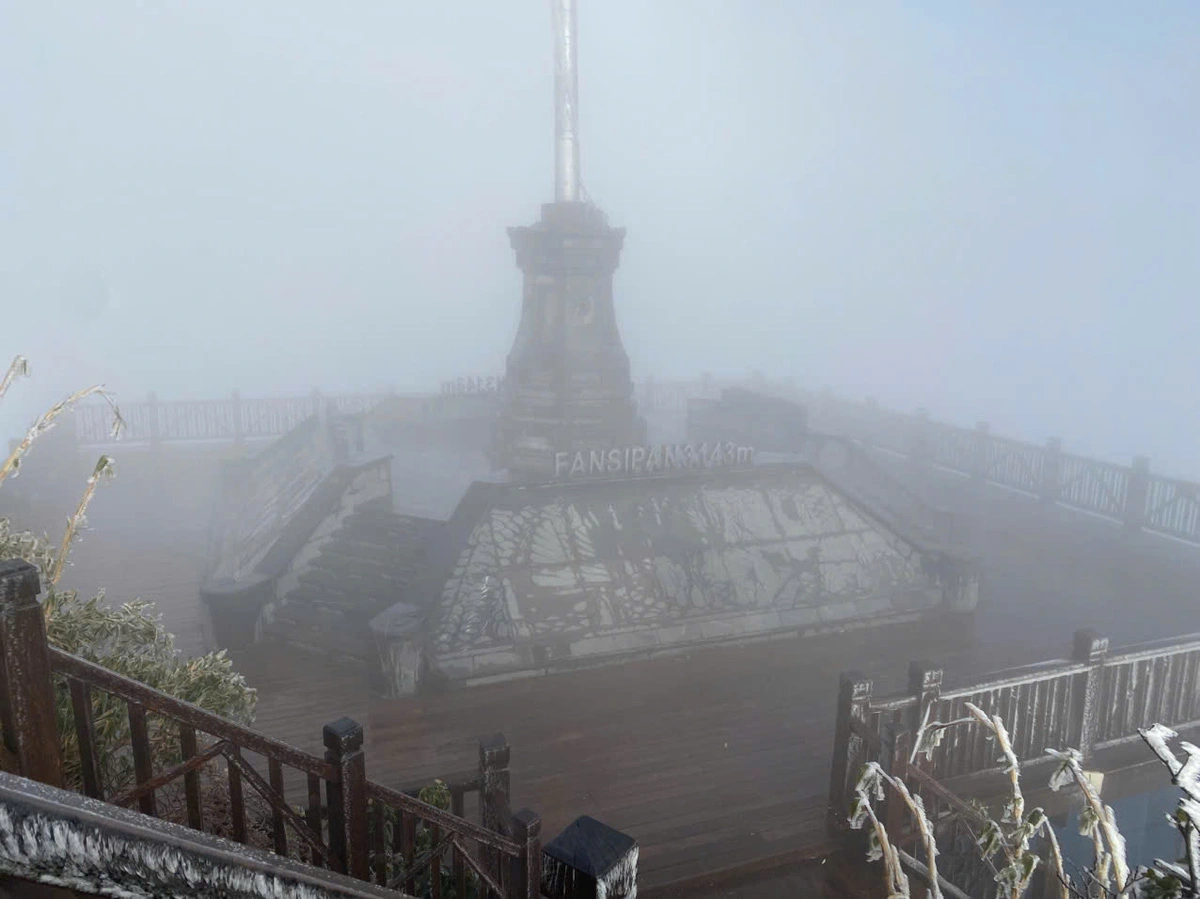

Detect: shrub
0,356,257,798
849,705,1200,898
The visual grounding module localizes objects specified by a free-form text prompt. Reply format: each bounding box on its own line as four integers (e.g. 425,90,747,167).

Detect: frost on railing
833,630,1200,806
917,670,1085,781
1094,638,1200,747
1143,475,1200,543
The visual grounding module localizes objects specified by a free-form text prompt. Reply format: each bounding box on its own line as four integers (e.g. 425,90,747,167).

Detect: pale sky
2,2,1197,476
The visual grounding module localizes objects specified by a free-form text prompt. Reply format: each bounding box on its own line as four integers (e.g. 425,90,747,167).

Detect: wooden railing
74,377,1200,546
828,627,1200,833
794,431,960,550
206,414,341,582
74,391,390,448
793,391,1200,546
0,558,542,898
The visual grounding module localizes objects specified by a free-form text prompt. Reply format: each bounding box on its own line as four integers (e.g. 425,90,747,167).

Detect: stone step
265,618,370,662
338,524,418,544
307,560,419,589
343,507,412,523
312,548,419,572
286,586,402,617
305,553,414,581
316,540,410,567
299,576,415,602
296,567,411,597
279,584,390,610
275,597,384,628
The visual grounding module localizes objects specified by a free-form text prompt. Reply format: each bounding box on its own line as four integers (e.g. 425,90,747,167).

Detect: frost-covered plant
0,355,123,487
1135,725,1200,898
0,356,256,797
850,702,1068,899
849,762,917,898
1048,746,1132,895
851,705,1200,898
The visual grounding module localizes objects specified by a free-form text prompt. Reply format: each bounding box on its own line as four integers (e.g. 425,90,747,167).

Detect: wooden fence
74,391,391,448
0,557,542,898
205,413,343,584
73,378,1200,546
798,392,1200,545
827,627,1200,834
73,379,723,449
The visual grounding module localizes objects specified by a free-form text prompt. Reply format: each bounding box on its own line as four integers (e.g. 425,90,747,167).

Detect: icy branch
850,764,911,898
1047,747,1131,894
1140,724,1200,896
0,381,124,486
47,455,117,589
0,356,30,402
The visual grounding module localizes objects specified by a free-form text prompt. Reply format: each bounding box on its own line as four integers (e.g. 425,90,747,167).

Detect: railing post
511,808,542,899
860,398,879,453
542,816,638,899
479,733,511,892
1123,456,1150,535
909,408,931,469
971,422,990,484
323,717,369,880
146,391,161,451
907,660,944,735
479,733,511,827
1072,630,1109,760
231,390,244,446
828,670,873,835
1040,438,1062,506
0,560,64,788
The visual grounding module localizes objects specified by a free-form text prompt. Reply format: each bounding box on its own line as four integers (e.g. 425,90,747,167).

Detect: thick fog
3,2,1197,476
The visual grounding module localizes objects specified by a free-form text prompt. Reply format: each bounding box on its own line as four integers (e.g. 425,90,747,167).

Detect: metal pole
552,0,581,202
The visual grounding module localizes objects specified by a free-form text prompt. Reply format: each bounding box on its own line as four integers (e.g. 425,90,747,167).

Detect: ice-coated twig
0,355,30,402
0,381,124,486
1048,747,1131,894
1140,724,1200,896
850,763,911,898
47,455,116,590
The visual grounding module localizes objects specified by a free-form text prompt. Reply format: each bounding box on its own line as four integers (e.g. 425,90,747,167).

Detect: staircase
266,499,438,663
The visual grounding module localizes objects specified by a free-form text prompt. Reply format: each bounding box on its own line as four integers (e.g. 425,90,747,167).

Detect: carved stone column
494,202,645,480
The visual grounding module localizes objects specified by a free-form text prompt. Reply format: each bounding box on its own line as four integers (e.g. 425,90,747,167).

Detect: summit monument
492,0,645,479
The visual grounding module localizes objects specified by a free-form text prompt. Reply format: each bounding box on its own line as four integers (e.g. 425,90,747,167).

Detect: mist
3,1,1197,476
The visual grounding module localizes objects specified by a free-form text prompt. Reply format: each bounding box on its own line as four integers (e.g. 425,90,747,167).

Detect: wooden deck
225,614,974,889
230,461,1200,889
12,441,1200,890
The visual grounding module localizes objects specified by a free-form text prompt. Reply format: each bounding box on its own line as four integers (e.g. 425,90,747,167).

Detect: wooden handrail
223,745,338,869
1106,632,1200,664
110,739,228,808
365,781,522,857
48,647,335,780
937,661,1088,702
451,835,506,897
830,627,1200,832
